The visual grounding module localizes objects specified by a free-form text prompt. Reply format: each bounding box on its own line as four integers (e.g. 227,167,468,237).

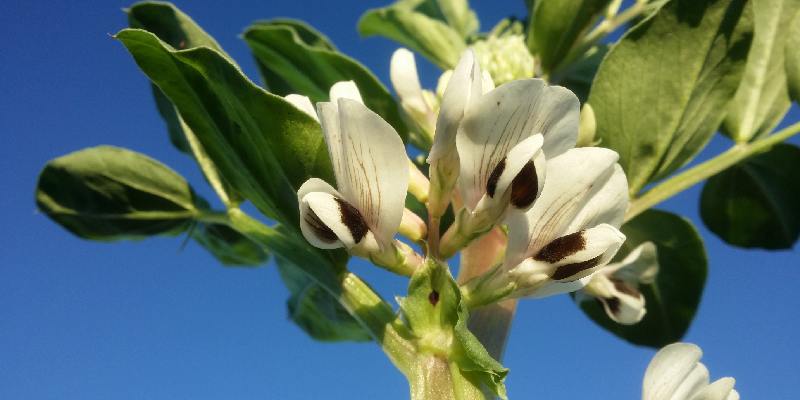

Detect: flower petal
428,49,482,162
505,147,620,267
599,280,646,325
533,224,625,282
608,241,659,285
390,48,428,115
284,94,318,122
566,163,628,232
316,101,348,189
330,80,363,104
673,363,710,400
336,98,409,243
691,377,737,400
643,343,704,400
298,179,353,249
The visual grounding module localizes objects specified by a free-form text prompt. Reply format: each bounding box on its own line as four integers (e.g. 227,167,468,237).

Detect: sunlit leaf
786,12,800,102
589,0,753,194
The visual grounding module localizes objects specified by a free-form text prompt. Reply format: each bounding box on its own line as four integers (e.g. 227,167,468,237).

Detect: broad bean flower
643,343,739,400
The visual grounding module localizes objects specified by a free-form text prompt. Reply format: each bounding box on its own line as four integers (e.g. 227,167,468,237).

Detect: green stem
626,121,800,221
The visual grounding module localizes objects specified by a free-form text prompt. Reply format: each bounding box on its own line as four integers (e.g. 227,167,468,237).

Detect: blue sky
1,1,798,399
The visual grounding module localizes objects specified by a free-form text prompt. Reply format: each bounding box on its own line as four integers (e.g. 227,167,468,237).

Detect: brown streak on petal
611,278,639,297
486,158,506,197
603,297,621,315
534,231,586,263
336,198,369,243
551,255,601,280
510,160,538,208
304,209,338,243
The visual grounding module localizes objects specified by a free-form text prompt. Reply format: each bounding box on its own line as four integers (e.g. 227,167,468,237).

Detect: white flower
390,48,438,145
577,242,659,325
295,82,409,257
643,343,739,400
465,147,628,301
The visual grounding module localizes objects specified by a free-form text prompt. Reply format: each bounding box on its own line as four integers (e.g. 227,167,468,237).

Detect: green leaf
276,257,371,342
402,260,508,399
435,0,479,38
589,0,754,195
358,0,467,69
192,222,269,266
786,12,800,101
116,28,333,226
528,0,611,74
578,210,707,348
242,23,408,140
700,143,800,249
722,0,798,142
36,146,198,241
558,44,608,103
127,1,230,154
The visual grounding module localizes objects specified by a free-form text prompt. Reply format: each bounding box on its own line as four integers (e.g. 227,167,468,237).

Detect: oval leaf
116,28,334,226
701,143,800,249
578,210,708,348
193,223,269,266
589,0,753,194
786,12,800,102
242,22,408,140
36,146,197,241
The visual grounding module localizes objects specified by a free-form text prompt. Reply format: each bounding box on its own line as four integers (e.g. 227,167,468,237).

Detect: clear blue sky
1,1,798,399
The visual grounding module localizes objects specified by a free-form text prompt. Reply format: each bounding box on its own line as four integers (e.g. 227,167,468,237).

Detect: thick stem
408,355,489,400
626,121,800,221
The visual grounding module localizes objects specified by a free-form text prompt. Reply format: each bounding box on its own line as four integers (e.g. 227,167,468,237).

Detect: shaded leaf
36,146,197,241
528,0,611,74
116,28,333,226
558,45,608,103
277,257,371,342
358,1,467,69
193,222,269,266
701,144,800,249
242,23,407,140
589,0,754,194
578,210,707,348
722,0,798,142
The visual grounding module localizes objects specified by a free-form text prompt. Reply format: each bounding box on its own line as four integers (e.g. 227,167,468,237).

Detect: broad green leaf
558,44,608,103
242,23,408,140
36,146,197,241
358,1,467,69
700,144,800,249
401,260,508,399
116,28,333,226
528,0,611,74
277,257,371,342
578,210,707,348
589,0,754,195
722,0,798,142
786,12,800,101
193,223,269,266
127,1,230,154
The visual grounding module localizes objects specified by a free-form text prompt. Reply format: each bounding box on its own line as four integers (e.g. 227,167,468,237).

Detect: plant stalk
626,121,800,221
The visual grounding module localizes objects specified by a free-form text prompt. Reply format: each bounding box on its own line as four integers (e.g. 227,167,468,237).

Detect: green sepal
401,260,508,399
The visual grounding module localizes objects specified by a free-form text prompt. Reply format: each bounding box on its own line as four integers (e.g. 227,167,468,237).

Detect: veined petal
607,242,659,285
643,343,704,400
691,378,737,400
336,98,409,243
567,163,628,232
330,80,363,104
532,224,625,282
472,134,545,214
505,147,620,267
317,102,347,190
390,48,428,115
284,94,318,122
428,49,482,162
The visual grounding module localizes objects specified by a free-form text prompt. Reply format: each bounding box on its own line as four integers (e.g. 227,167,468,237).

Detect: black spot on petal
486,158,506,197
534,231,586,263
611,278,639,297
604,297,621,315
304,209,338,243
336,198,369,243
428,290,440,306
551,255,601,281
510,161,538,208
